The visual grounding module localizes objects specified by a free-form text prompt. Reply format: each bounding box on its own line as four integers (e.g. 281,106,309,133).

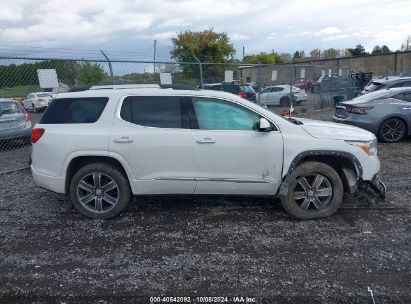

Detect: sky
0,0,410,60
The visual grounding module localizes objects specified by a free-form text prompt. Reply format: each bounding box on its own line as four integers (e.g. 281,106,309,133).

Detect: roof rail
159,84,198,90
89,84,160,90
67,83,198,92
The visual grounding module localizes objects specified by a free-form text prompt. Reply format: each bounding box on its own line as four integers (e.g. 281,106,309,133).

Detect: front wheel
69,163,132,219
378,118,406,143
280,161,343,219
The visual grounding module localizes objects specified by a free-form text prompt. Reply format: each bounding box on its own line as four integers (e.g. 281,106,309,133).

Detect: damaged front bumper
368,174,386,198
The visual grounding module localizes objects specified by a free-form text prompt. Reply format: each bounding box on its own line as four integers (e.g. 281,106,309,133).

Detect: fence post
100,50,115,85
192,54,203,88
289,61,293,105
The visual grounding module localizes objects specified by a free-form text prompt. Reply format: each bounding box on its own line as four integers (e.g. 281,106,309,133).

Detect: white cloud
153,31,177,40
230,33,250,41
314,26,342,36
0,0,409,55
158,19,189,28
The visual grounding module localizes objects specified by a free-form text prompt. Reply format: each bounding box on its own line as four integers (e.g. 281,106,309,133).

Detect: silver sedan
0,99,32,142
333,88,411,143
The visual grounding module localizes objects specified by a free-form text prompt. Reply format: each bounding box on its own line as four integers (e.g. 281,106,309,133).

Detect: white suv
31,84,385,219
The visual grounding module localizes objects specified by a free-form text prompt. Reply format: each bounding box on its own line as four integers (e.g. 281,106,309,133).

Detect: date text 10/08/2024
149,296,257,303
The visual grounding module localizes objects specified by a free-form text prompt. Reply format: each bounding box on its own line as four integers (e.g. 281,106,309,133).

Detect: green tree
170,29,236,84
171,29,235,62
310,49,321,60
322,48,340,59
381,45,391,53
372,45,382,54
292,50,305,63
243,52,285,64
348,44,368,56
76,62,107,85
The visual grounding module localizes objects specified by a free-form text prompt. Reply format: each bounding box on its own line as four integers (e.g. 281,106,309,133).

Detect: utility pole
242,46,245,61
153,39,157,74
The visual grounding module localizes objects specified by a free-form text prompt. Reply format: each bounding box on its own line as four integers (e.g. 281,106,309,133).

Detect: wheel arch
279,150,362,195
65,155,131,195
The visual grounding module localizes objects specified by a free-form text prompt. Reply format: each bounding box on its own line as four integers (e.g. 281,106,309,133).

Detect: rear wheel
280,161,343,219
69,163,131,219
378,118,406,143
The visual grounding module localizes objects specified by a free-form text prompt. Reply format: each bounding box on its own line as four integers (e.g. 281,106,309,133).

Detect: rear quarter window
39,97,108,124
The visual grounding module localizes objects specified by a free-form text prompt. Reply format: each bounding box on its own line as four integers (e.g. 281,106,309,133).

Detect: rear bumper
0,126,32,140
31,165,65,194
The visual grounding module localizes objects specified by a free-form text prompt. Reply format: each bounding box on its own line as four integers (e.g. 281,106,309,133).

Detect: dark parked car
0,98,32,143
203,83,256,101
361,76,411,95
293,78,314,90
333,88,411,143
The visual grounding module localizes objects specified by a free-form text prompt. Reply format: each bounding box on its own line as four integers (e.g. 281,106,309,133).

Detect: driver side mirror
259,117,272,132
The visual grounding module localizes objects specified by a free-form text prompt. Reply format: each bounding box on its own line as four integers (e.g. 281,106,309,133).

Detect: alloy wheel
381,118,405,142
76,172,119,213
293,173,333,212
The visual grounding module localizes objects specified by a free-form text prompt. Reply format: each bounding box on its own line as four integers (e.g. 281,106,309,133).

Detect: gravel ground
0,108,410,303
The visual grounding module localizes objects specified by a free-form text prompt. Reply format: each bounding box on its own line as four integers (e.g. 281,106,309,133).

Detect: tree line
0,60,107,88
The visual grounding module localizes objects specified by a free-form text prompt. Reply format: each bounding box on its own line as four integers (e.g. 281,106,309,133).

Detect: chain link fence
0,54,406,174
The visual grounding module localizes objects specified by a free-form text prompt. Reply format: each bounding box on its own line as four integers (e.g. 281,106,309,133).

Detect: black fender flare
278,150,363,196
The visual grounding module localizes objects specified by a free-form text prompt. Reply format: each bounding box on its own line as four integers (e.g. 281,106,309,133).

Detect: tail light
237,91,247,98
31,128,45,143
346,106,373,115
23,109,30,122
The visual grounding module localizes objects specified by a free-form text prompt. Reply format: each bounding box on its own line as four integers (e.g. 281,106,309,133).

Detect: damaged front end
369,174,386,198
341,167,386,198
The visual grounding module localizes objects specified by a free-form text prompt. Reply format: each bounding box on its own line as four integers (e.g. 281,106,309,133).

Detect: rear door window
39,97,108,124
120,96,187,129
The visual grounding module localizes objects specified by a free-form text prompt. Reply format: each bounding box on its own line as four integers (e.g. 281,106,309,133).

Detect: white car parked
22,92,53,112
258,85,307,106
31,84,385,220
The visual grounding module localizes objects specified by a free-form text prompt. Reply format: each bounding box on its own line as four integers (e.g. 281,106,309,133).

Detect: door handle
113,137,134,143
196,138,216,144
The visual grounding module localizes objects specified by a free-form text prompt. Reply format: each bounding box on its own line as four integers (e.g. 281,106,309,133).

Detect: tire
280,161,343,220
69,162,132,219
280,96,290,106
377,118,406,143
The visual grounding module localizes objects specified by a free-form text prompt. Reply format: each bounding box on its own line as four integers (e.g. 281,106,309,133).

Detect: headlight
346,140,377,156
